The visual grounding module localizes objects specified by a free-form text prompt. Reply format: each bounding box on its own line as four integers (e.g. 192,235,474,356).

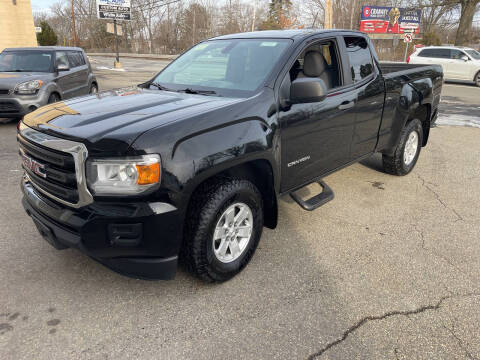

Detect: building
0,0,37,52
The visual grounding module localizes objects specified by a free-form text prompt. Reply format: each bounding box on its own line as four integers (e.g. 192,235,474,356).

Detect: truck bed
379,62,441,81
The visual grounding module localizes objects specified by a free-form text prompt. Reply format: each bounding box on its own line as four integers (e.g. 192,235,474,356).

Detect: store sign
97,0,131,20
360,6,421,34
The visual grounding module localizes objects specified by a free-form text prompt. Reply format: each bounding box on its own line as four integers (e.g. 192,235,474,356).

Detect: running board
289,180,334,211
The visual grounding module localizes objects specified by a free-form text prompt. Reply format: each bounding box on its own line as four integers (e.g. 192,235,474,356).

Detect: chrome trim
149,202,177,214
19,123,94,209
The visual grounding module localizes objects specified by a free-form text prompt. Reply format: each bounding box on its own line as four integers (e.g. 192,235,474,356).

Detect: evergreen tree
36,21,58,46
260,0,294,30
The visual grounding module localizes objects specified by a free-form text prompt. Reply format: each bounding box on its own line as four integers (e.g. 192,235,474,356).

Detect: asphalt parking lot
1,57,479,359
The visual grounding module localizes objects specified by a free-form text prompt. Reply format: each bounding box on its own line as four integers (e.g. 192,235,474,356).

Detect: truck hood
22,87,243,154
0,72,52,90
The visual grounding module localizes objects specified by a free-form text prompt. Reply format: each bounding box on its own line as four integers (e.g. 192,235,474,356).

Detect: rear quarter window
344,36,374,83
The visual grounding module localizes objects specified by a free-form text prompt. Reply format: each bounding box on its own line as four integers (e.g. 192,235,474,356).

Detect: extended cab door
342,36,385,158
278,36,357,191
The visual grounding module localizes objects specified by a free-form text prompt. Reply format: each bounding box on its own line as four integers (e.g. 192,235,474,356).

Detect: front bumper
0,92,48,118
21,177,182,280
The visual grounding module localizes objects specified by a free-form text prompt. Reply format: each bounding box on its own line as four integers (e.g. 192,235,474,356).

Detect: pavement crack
415,173,463,222
443,322,477,360
307,293,480,359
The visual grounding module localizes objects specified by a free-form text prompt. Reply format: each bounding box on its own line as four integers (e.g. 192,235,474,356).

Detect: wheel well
50,91,61,100
188,160,278,229
410,104,431,146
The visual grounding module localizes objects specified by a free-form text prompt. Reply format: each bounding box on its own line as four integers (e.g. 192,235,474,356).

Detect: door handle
338,100,355,110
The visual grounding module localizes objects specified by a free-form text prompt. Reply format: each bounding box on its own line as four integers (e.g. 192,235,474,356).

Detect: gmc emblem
21,152,47,178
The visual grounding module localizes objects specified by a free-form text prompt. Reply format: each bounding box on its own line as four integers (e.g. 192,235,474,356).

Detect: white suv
408,46,480,87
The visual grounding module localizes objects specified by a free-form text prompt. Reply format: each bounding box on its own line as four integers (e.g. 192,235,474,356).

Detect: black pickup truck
18,30,443,282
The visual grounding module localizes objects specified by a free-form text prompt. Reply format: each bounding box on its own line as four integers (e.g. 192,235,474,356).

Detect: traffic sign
404,33,413,43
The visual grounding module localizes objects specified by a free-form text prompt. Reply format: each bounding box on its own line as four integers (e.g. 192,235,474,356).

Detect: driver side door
279,37,357,192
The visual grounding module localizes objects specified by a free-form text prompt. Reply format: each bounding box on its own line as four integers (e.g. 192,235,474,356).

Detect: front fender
170,119,276,198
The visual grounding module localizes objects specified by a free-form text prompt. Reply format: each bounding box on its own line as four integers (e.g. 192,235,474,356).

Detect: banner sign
360,6,421,34
97,0,131,21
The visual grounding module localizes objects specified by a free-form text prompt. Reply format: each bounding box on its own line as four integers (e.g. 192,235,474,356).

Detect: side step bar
289,180,334,211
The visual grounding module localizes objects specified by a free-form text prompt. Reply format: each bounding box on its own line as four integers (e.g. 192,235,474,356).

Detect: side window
450,49,465,60
55,51,70,68
434,49,450,58
344,36,374,83
287,39,342,90
67,51,82,68
418,49,434,57
76,52,86,66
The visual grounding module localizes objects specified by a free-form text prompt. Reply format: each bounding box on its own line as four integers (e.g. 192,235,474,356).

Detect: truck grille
18,136,79,203
18,123,93,208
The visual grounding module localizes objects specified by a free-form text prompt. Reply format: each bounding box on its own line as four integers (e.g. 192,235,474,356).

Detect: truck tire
183,179,264,282
382,118,423,176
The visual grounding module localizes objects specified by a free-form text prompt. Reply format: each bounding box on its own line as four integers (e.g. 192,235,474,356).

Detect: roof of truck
212,29,364,40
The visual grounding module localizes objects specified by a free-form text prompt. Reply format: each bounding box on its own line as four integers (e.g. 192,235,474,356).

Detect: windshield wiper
150,82,175,92
179,88,219,96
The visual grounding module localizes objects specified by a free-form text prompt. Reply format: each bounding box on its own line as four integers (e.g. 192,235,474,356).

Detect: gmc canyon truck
18,30,443,282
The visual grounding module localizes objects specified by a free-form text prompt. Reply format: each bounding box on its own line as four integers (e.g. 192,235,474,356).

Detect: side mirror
460,55,469,62
57,63,70,72
290,78,327,104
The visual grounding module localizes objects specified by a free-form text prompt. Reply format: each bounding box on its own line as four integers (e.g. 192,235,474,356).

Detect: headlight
86,155,161,195
15,80,43,95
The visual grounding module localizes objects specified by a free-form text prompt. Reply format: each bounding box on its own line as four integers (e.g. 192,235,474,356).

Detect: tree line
34,0,479,56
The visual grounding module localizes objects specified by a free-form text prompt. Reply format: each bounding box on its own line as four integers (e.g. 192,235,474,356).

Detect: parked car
0,46,97,118
408,45,480,87
18,30,443,282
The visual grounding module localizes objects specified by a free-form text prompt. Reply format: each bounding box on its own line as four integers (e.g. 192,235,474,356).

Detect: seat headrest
303,51,328,77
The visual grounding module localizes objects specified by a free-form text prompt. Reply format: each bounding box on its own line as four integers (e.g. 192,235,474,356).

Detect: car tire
182,178,264,282
89,83,98,94
47,93,59,104
382,118,423,176
475,71,480,87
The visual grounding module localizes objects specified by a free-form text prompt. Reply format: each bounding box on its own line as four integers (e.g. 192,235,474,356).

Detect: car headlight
86,155,161,195
15,80,43,95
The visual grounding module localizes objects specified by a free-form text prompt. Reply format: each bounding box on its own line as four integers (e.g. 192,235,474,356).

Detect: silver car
0,46,97,118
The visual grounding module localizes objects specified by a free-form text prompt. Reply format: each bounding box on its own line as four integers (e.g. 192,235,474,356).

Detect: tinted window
0,51,53,72
67,51,85,67
56,51,70,68
418,48,450,58
344,36,374,83
450,49,465,59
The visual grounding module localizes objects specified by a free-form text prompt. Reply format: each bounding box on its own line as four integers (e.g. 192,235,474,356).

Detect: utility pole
71,0,78,47
324,0,333,29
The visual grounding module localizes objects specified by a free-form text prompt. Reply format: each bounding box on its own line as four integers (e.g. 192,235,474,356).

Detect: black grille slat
24,167,79,203
0,89,10,95
44,166,77,186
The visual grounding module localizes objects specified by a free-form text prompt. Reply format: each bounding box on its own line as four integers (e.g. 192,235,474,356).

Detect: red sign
360,6,421,34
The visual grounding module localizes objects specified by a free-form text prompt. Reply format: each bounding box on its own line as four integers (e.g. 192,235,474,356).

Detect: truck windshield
0,51,53,72
465,50,480,60
153,39,292,97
